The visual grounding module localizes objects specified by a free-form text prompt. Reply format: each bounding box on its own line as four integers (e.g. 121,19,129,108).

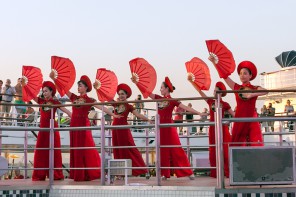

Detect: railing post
49,108,54,188
186,125,190,159
293,121,296,146
279,120,283,146
100,104,106,185
214,108,219,187
24,122,28,179
215,93,224,189
145,128,150,177
108,129,111,157
0,123,2,156
155,102,161,186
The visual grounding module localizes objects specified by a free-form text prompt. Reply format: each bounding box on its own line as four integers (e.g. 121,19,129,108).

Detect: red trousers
70,130,101,181
32,131,64,181
232,122,263,146
208,125,231,178
112,129,147,176
160,127,193,178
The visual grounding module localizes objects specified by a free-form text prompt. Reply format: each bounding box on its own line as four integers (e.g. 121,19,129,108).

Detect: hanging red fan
50,56,76,96
129,58,157,98
22,66,43,102
206,40,236,79
94,68,118,102
185,57,211,90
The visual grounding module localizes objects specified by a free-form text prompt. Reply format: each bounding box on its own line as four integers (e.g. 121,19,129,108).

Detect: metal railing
0,90,295,189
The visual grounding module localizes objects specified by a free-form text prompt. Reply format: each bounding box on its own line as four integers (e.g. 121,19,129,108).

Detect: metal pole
294,122,296,146
49,108,54,187
214,103,219,187
145,128,150,177
108,129,111,157
0,123,2,155
24,122,28,179
155,102,161,186
216,93,225,189
100,104,106,185
186,125,190,159
279,120,283,146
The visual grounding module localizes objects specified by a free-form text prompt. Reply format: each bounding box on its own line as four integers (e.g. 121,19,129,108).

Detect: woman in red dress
209,57,267,146
32,81,71,181
52,75,102,181
189,80,234,178
111,83,150,176
133,76,201,180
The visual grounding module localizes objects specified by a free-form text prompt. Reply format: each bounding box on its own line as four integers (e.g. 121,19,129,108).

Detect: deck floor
1,176,295,190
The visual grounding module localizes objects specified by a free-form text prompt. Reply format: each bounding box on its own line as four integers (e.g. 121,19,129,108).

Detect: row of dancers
30,55,267,181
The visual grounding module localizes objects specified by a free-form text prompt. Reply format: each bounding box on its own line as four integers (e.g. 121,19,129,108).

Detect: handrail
0,91,295,189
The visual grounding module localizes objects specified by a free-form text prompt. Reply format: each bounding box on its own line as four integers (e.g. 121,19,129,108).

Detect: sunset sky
1,0,295,111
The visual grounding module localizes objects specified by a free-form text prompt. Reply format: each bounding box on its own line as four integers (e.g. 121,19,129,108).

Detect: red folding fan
129,58,157,98
206,40,236,79
51,56,76,96
95,68,118,102
185,57,211,90
22,66,43,102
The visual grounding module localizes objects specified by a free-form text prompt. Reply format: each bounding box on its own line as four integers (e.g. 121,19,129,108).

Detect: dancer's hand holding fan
49,56,76,96
186,57,211,91
206,40,236,79
129,58,157,98
22,66,43,102
93,68,118,102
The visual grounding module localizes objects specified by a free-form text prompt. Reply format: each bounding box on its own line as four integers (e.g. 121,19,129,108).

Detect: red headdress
42,81,56,96
215,81,227,97
117,83,132,98
165,77,174,93
79,75,92,92
237,61,257,81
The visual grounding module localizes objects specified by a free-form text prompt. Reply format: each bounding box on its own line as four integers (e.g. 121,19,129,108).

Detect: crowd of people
0,78,37,124
260,100,295,132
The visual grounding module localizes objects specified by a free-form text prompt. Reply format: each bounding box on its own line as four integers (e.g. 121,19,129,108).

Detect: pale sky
0,0,295,111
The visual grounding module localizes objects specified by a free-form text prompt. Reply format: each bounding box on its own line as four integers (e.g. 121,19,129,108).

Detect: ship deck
0,176,296,197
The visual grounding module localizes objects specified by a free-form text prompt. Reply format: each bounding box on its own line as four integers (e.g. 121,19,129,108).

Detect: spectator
267,103,275,132
199,108,208,134
185,103,195,134
56,93,68,120
88,106,97,126
260,105,269,132
104,106,113,125
133,94,144,131
14,78,26,118
14,169,24,179
0,80,3,103
133,94,144,113
284,100,294,131
1,79,16,120
174,106,186,134
24,101,35,124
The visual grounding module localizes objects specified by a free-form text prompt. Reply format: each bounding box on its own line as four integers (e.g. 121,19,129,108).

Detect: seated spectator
14,169,24,179
24,101,35,122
